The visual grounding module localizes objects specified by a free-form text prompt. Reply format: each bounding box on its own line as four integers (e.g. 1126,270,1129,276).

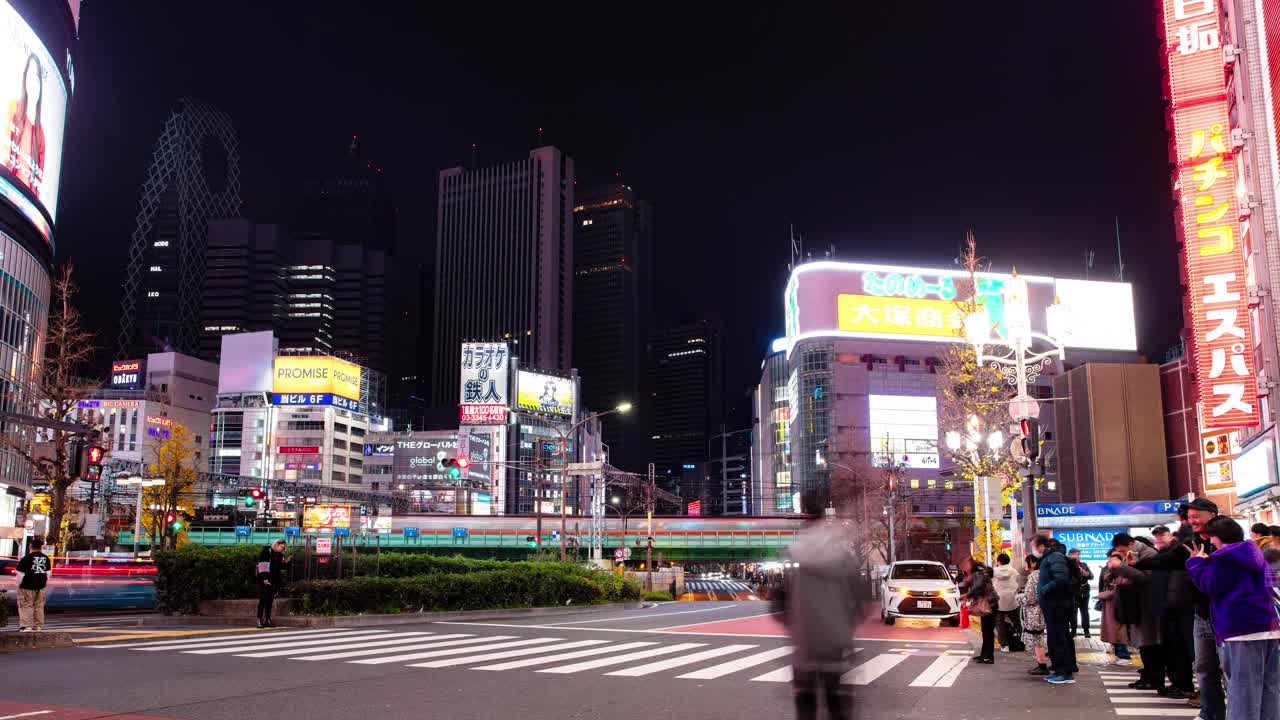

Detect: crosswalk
1,613,153,632
684,580,754,593
86,628,973,688
1098,670,1202,717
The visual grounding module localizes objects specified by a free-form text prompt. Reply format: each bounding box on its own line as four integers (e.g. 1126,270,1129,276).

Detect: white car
880,560,961,626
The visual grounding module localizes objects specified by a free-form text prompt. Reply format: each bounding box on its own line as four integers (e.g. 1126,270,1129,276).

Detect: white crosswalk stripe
1098,672,1202,717
89,629,973,688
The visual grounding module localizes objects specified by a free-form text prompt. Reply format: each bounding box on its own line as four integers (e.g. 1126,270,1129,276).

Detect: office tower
431,146,574,404
573,183,652,470
118,98,241,358
649,320,722,475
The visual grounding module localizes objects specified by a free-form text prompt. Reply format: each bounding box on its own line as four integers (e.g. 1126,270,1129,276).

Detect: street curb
0,631,75,652
141,601,649,628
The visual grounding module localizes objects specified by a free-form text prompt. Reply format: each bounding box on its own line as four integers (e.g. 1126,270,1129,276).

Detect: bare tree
4,264,98,548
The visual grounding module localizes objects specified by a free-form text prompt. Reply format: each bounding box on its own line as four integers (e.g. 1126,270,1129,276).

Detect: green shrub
641,590,673,602
0,588,8,627
153,545,639,615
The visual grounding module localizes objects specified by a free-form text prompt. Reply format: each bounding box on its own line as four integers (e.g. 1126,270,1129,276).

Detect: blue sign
403,527,419,538
272,393,361,413
1036,501,1181,518
235,526,252,538
284,526,300,537
1052,528,1126,563
334,526,350,537
452,527,468,539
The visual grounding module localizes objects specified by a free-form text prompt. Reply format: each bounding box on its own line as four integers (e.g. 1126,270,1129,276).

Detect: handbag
969,596,993,617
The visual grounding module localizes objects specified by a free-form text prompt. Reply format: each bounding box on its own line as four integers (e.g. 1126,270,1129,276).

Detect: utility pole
646,463,654,591
720,424,728,515
534,440,543,552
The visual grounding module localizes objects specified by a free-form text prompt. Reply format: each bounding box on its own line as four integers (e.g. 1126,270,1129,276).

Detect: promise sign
1162,0,1259,428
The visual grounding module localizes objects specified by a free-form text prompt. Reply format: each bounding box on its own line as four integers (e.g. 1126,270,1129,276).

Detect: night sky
56,3,1177,423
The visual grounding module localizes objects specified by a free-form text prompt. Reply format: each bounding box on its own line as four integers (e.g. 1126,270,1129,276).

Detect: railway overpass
117,516,806,561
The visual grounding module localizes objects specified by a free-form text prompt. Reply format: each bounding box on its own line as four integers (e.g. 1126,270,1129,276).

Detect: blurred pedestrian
256,538,291,629
1067,548,1094,639
993,552,1024,653
1019,553,1050,675
1111,533,1165,691
963,559,998,664
774,492,864,720
1188,516,1280,720
15,536,49,632
1251,523,1272,543
1098,551,1133,665
1138,525,1197,699
1034,535,1078,684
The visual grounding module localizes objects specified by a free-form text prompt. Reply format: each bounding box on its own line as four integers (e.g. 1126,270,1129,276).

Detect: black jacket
16,551,49,590
1135,534,1213,620
1038,547,1074,608
256,547,288,587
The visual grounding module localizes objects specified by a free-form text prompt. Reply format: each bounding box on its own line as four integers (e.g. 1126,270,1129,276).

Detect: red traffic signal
164,512,176,525
455,457,470,470
1019,418,1041,461
248,488,265,500
87,445,105,464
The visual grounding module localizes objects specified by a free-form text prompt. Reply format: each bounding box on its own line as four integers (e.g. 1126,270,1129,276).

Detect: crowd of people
960,498,1280,719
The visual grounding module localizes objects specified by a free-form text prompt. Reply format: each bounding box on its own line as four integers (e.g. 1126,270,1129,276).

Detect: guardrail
118,526,799,550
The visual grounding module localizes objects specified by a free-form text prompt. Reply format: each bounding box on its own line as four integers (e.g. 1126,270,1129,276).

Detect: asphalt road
0,601,1136,720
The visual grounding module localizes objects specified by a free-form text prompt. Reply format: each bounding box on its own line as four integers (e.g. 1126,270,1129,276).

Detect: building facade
649,321,722,473
431,147,574,405
572,183,652,471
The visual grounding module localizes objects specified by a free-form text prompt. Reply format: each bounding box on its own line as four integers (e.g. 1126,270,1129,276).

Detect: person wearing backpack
256,539,290,628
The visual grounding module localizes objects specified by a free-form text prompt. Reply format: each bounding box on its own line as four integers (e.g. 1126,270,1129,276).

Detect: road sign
623,547,633,560
566,461,604,476
403,527,419,538
614,548,625,561
284,526,300,537
315,537,332,555
334,527,350,537
234,526,252,538
452,527,468,539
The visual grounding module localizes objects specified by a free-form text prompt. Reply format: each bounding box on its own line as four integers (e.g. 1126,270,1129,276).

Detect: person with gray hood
774,491,866,720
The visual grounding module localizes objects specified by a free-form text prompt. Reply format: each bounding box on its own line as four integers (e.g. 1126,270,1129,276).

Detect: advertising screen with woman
0,3,68,222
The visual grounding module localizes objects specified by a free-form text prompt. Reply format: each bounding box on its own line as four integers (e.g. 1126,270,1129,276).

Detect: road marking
750,664,792,682
537,643,704,674
409,640,610,668
843,653,910,685
86,628,352,649
0,712,55,719
236,632,438,658
434,619,969,642
183,630,394,654
474,642,658,671
350,637,564,665
908,654,969,687
293,635,500,661
75,628,265,643
540,605,739,626
1105,689,1157,694
651,610,783,631
1109,697,1198,704
605,644,757,677
678,646,794,679
1113,710,1201,717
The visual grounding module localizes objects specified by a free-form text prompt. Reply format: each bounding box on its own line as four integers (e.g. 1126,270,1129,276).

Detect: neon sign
1161,0,1259,428
861,271,957,300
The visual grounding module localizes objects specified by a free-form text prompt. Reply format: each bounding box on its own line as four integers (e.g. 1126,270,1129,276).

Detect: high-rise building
431,146,574,405
201,219,290,359
649,320,722,473
572,183,652,470
118,98,241,358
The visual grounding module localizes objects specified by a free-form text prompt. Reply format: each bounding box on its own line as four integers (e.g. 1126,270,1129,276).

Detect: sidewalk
962,627,1131,667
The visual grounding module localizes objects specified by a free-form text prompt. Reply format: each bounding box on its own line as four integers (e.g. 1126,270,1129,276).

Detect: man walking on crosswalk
774,491,866,720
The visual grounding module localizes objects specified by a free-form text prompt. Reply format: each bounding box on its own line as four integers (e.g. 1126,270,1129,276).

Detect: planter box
197,598,293,617
0,632,74,652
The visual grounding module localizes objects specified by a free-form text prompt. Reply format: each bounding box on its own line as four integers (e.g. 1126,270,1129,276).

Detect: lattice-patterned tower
117,98,240,359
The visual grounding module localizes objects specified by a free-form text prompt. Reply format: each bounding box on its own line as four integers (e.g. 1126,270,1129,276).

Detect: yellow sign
29,492,50,514
273,357,362,400
516,370,575,417
302,504,351,529
836,294,967,339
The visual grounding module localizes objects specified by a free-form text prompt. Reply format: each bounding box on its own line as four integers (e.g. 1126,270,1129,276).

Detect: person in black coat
256,539,291,628
964,561,1000,664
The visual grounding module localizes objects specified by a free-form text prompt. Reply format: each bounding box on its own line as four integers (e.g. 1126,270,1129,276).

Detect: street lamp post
118,475,165,560
962,269,1067,551
945,418,1005,567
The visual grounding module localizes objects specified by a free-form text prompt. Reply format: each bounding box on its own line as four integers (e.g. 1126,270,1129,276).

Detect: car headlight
887,585,906,594
942,588,959,595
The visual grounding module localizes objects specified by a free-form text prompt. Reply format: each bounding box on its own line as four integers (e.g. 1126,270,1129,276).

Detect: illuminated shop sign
271,392,361,412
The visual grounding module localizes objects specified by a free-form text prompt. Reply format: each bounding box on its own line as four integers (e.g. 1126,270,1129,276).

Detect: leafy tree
141,422,200,550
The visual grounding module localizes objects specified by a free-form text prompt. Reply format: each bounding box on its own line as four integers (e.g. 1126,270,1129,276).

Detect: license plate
915,600,931,609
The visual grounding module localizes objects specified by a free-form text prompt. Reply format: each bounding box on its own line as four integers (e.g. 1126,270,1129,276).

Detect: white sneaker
1115,659,1132,666
18,627,33,633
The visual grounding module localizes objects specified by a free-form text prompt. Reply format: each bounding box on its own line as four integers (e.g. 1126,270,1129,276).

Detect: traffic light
1019,418,1041,461
83,444,105,481
525,535,537,549
67,437,85,476
442,457,471,480
243,487,264,507
164,511,182,532
943,531,952,551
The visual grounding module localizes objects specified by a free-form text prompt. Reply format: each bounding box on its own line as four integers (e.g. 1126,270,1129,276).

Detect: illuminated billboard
783,262,1136,352
0,2,68,228
516,370,575,418
1160,0,1260,429
110,359,145,389
273,356,362,401
459,342,509,425
301,504,351,529
1234,436,1278,498
869,395,939,469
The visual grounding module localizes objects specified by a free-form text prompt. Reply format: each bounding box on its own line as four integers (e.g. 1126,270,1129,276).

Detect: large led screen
1234,437,1277,498
0,2,68,223
869,394,939,469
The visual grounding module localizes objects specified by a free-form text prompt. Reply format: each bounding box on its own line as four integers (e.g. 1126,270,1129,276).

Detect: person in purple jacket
1187,516,1280,720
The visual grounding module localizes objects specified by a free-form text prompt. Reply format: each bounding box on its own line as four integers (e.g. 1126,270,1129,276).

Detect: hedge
153,544,640,615
641,590,673,602
290,567,639,615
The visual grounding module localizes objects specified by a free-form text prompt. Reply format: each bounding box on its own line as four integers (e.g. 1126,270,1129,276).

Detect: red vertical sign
1162,0,1260,428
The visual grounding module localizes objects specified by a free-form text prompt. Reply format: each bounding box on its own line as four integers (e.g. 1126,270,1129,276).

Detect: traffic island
0,632,75,652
